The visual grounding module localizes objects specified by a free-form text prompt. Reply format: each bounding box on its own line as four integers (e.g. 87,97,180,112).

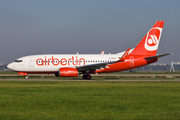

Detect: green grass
0,81,180,120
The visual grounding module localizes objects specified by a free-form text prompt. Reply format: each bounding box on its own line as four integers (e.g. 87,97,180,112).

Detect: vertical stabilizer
129,21,164,56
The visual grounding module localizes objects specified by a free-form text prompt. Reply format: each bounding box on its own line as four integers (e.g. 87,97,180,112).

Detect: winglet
118,48,130,62
101,51,104,55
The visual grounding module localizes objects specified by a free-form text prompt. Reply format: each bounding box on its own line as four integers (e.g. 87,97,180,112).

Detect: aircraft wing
77,48,131,72
76,62,113,72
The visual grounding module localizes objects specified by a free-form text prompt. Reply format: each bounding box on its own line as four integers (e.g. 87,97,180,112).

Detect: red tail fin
129,21,164,57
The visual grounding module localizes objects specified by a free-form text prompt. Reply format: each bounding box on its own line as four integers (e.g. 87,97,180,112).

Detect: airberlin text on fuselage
36,56,85,66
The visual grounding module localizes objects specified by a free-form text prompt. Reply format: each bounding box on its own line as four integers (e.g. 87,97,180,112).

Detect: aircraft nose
7,63,14,70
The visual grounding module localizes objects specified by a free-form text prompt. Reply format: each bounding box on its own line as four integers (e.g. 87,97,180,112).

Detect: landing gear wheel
87,75,91,80
82,74,91,80
25,76,29,79
82,74,87,79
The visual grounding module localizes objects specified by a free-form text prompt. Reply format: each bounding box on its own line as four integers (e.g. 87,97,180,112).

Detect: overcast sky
0,0,180,64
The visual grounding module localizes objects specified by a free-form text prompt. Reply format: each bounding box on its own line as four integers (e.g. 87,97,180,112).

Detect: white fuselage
7,53,124,73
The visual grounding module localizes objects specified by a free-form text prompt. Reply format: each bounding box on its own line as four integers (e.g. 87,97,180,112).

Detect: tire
82,74,87,79
87,75,91,80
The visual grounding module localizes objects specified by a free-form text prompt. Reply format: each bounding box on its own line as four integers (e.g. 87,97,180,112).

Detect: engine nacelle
55,68,79,77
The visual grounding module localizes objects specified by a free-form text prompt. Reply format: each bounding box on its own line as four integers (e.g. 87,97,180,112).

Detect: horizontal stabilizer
145,53,172,59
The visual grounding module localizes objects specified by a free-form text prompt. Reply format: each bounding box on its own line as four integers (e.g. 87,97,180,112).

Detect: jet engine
55,68,78,77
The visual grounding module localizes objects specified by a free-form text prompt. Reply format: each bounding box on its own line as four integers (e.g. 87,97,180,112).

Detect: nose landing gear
82,74,91,80
25,76,29,79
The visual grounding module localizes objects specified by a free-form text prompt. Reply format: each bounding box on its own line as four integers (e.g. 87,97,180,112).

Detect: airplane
7,21,171,79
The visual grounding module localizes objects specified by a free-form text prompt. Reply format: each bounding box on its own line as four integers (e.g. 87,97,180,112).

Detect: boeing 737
7,21,170,79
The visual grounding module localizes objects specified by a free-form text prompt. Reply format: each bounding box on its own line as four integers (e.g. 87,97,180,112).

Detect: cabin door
29,58,34,67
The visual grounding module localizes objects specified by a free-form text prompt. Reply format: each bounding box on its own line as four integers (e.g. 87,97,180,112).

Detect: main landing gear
82,74,91,80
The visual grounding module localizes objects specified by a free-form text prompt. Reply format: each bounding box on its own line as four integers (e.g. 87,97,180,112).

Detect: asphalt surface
0,79,179,81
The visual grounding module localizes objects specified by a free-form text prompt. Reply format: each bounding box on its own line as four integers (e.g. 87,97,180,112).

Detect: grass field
0,81,180,120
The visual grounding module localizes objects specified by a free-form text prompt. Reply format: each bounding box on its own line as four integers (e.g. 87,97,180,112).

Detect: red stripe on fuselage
96,57,158,73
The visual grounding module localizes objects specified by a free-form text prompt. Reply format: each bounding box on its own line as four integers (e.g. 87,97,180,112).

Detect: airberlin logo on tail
144,27,162,51
148,35,158,45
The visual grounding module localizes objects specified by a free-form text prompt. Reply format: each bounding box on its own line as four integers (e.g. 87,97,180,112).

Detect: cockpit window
14,60,23,63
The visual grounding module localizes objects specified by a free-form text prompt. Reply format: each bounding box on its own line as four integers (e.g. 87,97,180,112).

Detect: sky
0,0,180,64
